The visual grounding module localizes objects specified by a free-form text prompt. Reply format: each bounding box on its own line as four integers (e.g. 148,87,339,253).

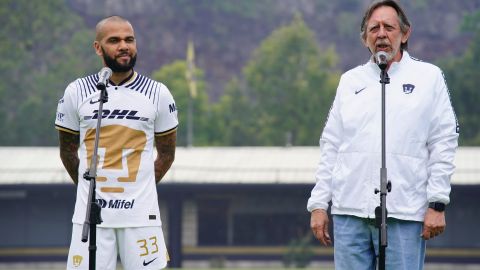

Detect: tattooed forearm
59,130,80,185
154,130,176,183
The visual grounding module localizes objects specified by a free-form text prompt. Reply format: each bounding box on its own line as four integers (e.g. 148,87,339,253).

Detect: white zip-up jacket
307,51,459,221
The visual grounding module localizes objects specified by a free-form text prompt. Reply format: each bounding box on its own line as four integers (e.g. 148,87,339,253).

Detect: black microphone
96,67,112,90
375,51,388,70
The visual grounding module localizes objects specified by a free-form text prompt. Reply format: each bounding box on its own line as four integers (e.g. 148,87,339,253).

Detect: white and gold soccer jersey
55,71,178,227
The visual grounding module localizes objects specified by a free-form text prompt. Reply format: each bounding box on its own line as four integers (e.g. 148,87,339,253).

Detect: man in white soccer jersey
55,16,177,270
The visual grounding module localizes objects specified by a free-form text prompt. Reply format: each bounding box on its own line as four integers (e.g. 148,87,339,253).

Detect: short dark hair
95,15,133,41
360,0,411,50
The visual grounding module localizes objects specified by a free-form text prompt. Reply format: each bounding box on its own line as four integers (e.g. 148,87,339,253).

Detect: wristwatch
428,202,446,212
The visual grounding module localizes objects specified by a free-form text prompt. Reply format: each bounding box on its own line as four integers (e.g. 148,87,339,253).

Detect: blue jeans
333,214,426,270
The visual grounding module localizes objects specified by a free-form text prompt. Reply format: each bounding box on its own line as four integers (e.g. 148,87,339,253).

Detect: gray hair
360,0,411,50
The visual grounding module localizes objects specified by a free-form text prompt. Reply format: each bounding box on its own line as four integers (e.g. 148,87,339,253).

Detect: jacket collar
367,50,411,75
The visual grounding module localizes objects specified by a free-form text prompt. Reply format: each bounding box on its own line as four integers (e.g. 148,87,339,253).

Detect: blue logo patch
56,112,65,122
402,84,415,94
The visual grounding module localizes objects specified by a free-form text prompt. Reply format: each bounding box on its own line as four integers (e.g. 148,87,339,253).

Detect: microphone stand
81,81,108,270
374,63,392,270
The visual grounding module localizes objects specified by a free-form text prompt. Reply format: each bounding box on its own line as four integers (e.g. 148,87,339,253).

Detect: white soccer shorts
67,224,169,270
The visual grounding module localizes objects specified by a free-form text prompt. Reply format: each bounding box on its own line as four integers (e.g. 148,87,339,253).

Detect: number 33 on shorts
137,236,159,256
126,227,169,269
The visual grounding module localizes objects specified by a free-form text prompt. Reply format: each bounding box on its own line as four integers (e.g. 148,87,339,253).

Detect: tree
438,11,480,145
242,14,340,145
151,60,211,146
210,77,258,145
0,0,97,145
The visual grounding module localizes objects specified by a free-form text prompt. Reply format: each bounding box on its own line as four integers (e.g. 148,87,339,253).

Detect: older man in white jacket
307,1,459,270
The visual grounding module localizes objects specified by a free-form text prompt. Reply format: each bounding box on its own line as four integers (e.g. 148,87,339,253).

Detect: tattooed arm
154,130,177,183
58,130,80,185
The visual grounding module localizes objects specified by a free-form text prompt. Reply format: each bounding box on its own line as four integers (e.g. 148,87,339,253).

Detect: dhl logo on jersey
84,109,149,121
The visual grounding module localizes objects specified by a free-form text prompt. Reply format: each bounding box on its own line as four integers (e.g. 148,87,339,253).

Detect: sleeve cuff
55,125,80,135
155,126,177,137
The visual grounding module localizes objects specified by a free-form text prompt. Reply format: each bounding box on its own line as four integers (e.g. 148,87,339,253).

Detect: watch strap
428,202,446,212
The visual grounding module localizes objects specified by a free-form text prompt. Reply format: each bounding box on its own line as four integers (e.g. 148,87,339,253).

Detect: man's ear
93,41,102,56
402,26,412,44
361,37,367,48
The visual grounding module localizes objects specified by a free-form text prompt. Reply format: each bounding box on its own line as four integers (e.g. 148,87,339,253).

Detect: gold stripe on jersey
108,70,137,86
100,187,125,193
122,71,137,85
155,126,177,136
55,125,80,135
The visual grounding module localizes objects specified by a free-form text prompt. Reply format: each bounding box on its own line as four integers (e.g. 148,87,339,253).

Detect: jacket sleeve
307,76,345,212
426,69,459,205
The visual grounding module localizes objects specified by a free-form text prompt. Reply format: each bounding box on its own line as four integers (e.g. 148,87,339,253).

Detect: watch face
429,202,445,212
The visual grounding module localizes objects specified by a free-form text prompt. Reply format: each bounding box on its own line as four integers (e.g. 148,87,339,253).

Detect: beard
374,40,398,62
383,48,395,62
101,47,137,73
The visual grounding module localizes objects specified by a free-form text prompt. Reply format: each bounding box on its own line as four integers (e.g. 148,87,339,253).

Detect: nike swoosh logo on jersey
89,99,100,104
355,87,366,95
143,257,158,266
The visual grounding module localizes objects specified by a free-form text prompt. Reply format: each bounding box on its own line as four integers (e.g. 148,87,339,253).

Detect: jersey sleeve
154,83,178,136
55,82,80,134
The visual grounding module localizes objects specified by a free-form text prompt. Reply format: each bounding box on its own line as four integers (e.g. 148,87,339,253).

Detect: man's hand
310,209,332,246
421,208,446,240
